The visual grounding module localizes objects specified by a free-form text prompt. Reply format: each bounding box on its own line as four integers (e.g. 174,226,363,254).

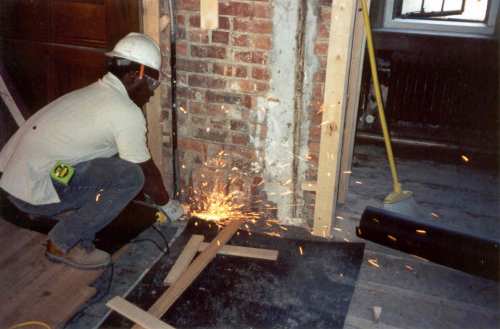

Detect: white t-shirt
0,73,151,205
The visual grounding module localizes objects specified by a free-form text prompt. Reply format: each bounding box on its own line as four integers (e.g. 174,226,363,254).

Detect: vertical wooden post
200,0,219,30
142,0,164,177
312,0,357,237
338,0,371,204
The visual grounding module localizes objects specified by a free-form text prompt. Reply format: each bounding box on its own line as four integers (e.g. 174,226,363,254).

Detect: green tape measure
50,161,75,186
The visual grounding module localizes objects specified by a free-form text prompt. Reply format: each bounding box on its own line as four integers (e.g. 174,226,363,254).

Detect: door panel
0,0,140,117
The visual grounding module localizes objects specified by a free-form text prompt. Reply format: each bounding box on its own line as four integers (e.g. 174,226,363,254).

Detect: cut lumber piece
131,219,244,329
338,0,371,204
0,73,25,126
312,0,358,237
107,296,176,329
198,243,279,261
163,234,204,285
142,0,164,180
200,0,219,29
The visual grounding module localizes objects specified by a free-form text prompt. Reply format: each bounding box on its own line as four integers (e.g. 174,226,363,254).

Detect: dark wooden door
0,0,140,119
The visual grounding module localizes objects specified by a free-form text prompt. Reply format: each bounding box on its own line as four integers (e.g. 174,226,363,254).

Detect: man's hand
139,159,169,205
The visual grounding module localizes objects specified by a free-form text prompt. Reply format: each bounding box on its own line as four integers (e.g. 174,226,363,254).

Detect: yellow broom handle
360,0,402,193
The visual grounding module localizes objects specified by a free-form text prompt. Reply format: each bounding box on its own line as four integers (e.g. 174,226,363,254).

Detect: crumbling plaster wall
159,0,330,225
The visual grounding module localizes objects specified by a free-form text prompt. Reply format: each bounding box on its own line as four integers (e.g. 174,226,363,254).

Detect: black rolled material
357,206,500,281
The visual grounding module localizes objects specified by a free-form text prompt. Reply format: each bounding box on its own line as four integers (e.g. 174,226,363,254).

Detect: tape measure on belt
50,161,75,186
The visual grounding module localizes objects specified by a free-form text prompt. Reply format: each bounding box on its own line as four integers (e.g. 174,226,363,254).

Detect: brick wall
171,0,275,215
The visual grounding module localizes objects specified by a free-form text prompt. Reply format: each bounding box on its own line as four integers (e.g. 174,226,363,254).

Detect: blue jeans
8,157,144,252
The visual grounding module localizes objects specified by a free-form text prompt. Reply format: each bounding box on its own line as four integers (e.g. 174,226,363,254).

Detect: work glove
159,199,185,222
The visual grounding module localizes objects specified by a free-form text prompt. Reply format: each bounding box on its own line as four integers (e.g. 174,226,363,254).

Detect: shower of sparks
179,106,187,113
461,155,470,162
405,265,414,271
343,238,350,242
431,212,440,219
336,215,344,220
333,227,342,232
188,154,260,225
299,246,304,255
387,234,397,242
355,180,363,185
415,229,427,235
368,259,380,268
95,193,101,202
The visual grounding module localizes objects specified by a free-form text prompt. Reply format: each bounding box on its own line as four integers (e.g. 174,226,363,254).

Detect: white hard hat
106,32,161,70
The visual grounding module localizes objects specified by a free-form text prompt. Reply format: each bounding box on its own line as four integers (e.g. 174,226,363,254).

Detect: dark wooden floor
0,220,104,329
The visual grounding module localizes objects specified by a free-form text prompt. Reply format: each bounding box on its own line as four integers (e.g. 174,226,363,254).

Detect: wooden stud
198,243,279,261
200,0,219,30
338,0,371,204
142,0,165,179
131,220,244,329
163,235,204,285
312,0,358,237
0,74,25,126
107,296,177,329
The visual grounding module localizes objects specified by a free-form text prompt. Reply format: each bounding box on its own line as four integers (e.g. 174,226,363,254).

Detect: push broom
360,0,421,217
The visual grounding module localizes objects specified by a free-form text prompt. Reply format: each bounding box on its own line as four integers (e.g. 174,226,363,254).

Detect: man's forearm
139,159,169,205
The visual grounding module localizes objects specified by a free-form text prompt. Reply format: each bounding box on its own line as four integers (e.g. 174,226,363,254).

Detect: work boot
46,240,111,270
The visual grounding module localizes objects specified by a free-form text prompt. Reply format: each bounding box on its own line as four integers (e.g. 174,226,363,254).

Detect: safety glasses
138,64,161,91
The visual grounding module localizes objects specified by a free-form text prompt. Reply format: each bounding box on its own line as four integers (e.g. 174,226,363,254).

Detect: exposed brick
251,67,270,80
207,104,225,116
176,59,209,73
192,116,206,125
213,63,247,78
253,35,272,50
232,34,250,47
233,18,272,34
313,70,326,82
318,23,329,39
210,118,227,130
177,0,200,11
195,128,227,143
314,42,329,56
177,15,185,26
191,45,226,59
234,51,267,65
219,2,253,17
189,15,200,28
232,133,250,145
176,42,188,56
230,80,257,93
212,31,229,44
256,82,269,93
178,138,207,154
230,120,248,133
177,86,203,100
187,101,205,114
254,3,272,18
219,16,231,29
206,91,252,108
188,30,209,43
188,74,226,89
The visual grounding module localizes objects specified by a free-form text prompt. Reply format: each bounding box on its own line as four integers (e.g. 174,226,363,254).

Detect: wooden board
198,242,279,261
312,0,358,237
164,234,204,285
0,71,25,126
338,0,371,204
131,219,244,329
200,0,219,30
0,219,104,329
107,296,176,329
142,0,164,179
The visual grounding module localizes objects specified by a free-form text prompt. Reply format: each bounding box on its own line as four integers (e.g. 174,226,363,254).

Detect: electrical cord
7,321,52,329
